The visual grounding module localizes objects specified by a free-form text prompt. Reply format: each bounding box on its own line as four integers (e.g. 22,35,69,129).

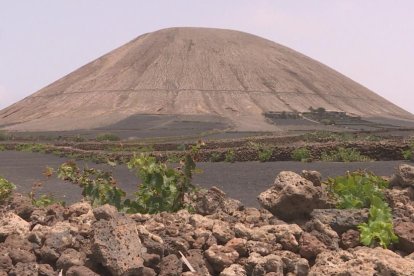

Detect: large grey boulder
258,171,329,221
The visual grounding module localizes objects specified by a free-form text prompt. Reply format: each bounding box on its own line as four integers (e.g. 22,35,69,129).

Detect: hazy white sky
1,0,413,113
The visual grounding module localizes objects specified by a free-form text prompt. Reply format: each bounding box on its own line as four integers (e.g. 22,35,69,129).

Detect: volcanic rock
301,170,322,186
299,232,327,260
390,164,414,188
9,249,36,265
258,171,329,220
92,215,144,275
66,266,99,276
0,212,30,241
159,254,182,276
310,208,369,234
309,247,414,276
220,264,247,276
394,221,414,253
194,187,243,216
204,244,239,273
185,249,213,275
340,229,361,249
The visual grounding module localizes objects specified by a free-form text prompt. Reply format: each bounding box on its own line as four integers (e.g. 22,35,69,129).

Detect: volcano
1,27,413,135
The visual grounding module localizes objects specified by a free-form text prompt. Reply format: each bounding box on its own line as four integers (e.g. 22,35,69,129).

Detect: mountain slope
1,27,413,132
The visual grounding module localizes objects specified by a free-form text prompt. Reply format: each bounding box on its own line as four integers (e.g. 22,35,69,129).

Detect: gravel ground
0,151,410,207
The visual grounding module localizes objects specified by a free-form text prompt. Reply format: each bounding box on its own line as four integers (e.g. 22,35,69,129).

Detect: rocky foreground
1,165,414,275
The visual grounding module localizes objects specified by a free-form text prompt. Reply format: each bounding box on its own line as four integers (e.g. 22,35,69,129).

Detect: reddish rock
299,232,327,260
0,255,13,272
142,253,161,269
301,170,322,186
195,187,243,216
9,249,36,264
0,212,30,241
225,238,248,257
37,264,55,276
310,247,414,275
92,215,144,275
205,245,239,273
220,264,247,276
159,254,182,276
258,171,329,221
394,221,414,253
390,164,414,188
7,193,34,220
341,229,361,249
8,262,38,276
311,208,369,234
212,220,234,244
186,249,213,276
56,248,86,270
66,266,99,276
92,204,118,220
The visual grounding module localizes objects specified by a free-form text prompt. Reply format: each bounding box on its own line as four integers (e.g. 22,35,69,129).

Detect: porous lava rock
390,164,414,188
310,208,369,234
309,247,414,276
1,168,414,275
394,221,414,253
258,171,329,220
0,212,30,241
92,215,144,275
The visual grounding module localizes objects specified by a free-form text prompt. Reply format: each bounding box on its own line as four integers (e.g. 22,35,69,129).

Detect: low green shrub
224,149,236,163
402,149,413,160
291,147,311,162
326,171,388,209
126,153,197,214
248,142,273,162
15,143,47,153
0,145,5,151
58,161,126,210
326,171,397,248
58,152,198,214
209,152,222,162
258,147,273,162
251,143,273,162
321,147,371,162
402,142,414,160
0,176,15,203
31,194,64,207
358,196,398,248
96,133,121,142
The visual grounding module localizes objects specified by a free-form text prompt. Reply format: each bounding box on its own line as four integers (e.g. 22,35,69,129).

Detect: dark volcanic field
0,151,410,207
